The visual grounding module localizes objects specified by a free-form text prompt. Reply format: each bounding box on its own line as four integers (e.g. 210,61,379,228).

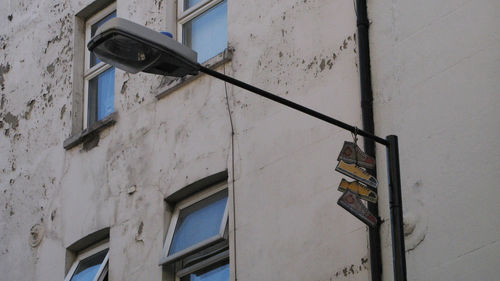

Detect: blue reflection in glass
191,263,229,281
71,265,100,281
91,11,117,67
70,249,107,281
97,67,115,120
183,0,227,63
184,0,204,10
169,192,228,255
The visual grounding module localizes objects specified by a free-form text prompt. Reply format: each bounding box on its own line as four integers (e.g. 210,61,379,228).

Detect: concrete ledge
155,47,234,100
63,112,118,150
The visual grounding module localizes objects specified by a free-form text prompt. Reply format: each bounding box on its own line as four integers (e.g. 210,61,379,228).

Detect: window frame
161,182,229,265
83,2,116,129
64,240,110,281
176,0,227,61
177,253,229,281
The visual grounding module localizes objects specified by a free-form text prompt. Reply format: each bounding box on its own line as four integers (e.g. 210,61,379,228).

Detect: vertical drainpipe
355,1,383,281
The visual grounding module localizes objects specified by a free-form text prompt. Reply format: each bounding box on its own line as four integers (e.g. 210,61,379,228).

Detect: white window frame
176,0,226,48
64,240,109,281
83,2,116,128
161,182,229,265
176,251,229,281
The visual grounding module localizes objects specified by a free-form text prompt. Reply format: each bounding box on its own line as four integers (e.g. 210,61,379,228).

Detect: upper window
84,3,116,128
178,0,228,63
64,240,109,281
161,182,229,281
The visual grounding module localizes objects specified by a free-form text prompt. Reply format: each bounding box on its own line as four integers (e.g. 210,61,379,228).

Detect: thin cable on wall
223,63,238,280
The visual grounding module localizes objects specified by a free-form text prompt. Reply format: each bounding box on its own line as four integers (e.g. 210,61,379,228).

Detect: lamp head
88,18,199,77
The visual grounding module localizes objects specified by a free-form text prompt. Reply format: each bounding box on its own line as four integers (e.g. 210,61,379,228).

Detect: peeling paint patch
3,112,19,130
120,80,129,94
154,0,163,10
0,35,7,50
60,104,66,120
29,224,45,247
135,221,144,242
0,63,11,90
0,94,5,109
46,63,55,75
24,100,35,120
331,257,369,279
44,13,72,53
319,59,325,71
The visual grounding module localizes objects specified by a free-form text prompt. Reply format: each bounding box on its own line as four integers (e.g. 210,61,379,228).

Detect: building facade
0,0,498,280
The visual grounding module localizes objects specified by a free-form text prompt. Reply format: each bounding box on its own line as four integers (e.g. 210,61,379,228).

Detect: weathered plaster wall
369,0,500,280
228,0,370,279
1,0,371,280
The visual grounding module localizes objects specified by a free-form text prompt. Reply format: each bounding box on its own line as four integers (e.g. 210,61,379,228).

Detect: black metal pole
198,65,388,146
386,135,407,281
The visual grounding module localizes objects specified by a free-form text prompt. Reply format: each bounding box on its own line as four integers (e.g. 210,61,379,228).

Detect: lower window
64,241,109,281
161,182,230,281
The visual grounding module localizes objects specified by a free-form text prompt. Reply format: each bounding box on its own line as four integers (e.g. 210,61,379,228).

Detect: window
64,240,109,281
178,0,228,63
84,3,116,128
161,182,229,281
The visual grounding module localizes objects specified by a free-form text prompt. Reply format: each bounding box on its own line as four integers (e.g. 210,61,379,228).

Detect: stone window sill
63,112,118,150
155,47,233,100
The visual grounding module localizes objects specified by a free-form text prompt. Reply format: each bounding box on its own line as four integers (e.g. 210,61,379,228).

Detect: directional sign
335,160,378,188
337,141,375,169
337,190,377,228
338,179,377,203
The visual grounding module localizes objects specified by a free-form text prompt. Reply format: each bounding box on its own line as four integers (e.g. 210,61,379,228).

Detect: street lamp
88,18,199,77
89,17,407,281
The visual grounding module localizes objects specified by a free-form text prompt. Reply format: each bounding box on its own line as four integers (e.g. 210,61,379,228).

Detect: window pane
90,11,117,67
169,190,228,255
71,249,108,281
183,0,227,63
184,0,205,10
88,67,115,126
97,67,115,120
181,262,229,281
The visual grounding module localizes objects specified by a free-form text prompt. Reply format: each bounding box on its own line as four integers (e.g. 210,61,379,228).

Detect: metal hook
352,127,359,145
352,127,359,167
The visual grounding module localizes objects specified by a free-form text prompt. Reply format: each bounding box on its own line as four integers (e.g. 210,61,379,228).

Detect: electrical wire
223,63,238,280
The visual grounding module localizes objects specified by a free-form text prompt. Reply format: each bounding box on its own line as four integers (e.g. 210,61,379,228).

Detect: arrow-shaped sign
338,179,377,203
337,141,375,169
337,189,377,228
335,160,378,188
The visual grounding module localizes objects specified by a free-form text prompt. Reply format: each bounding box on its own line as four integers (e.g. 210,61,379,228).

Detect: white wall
370,0,500,280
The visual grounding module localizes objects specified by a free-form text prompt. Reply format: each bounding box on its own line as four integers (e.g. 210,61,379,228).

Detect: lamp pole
199,65,408,281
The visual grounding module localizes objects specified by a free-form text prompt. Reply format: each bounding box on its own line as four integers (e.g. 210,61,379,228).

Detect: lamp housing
88,17,199,77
